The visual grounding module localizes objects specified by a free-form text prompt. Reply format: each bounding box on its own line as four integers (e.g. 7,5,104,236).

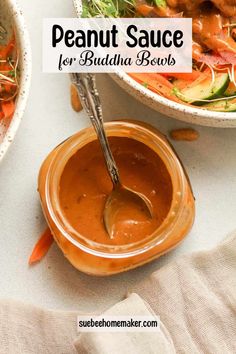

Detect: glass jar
38,121,195,275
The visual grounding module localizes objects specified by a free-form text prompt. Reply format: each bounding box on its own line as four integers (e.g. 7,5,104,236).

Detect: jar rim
44,121,188,259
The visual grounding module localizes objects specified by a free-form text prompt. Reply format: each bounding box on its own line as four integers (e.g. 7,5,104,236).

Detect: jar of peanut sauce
38,121,195,275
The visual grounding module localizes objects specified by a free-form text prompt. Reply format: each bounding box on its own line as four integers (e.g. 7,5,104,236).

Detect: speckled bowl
0,0,31,161
73,0,236,128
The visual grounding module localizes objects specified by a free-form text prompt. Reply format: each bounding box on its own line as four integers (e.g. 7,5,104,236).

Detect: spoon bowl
104,184,153,239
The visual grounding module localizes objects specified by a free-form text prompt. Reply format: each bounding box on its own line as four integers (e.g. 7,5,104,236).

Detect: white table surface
0,0,236,312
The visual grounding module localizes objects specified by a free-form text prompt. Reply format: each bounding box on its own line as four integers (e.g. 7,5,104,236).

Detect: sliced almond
170,128,199,141
70,83,83,112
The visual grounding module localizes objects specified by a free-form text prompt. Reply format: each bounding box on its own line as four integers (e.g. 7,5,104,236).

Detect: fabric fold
0,299,78,354
131,232,236,354
74,293,176,354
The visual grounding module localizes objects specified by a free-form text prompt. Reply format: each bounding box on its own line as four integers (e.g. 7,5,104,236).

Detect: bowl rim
0,0,32,161
73,0,236,127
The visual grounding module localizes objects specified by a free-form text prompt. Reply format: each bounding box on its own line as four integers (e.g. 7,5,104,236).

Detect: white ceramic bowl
0,0,31,161
73,0,236,128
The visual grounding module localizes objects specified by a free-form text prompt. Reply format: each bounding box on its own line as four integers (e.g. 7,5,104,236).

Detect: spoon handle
71,73,120,186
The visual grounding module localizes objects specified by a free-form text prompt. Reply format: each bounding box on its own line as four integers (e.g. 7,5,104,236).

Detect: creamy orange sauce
140,0,236,56
59,137,173,246
169,1,235,54
192,8,235,53
181,1,235,54
167,0,236,16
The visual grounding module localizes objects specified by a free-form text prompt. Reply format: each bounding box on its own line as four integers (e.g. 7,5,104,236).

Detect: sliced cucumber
174,73,229,105
202,98,236,112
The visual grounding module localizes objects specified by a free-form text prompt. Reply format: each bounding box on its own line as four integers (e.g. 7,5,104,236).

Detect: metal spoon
70,73,153,239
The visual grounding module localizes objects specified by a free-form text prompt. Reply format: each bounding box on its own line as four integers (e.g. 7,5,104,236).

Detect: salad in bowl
74,0,236,127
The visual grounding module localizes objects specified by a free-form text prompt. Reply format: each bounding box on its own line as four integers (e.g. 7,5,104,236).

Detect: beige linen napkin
0,232,236,353
131,232,236,354
0,299,78,354
0,295,172,354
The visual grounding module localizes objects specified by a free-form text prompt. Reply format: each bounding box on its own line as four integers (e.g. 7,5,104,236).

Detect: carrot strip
3,83,13,93
153,5,177,17
136,4,154,17
0,34,18,120
162,71,201,81
129,73,173,88
2,100,15,118
150,73,174,88
128,73,182,103
28,227,54,265
0,63,12,71
0,35,15,59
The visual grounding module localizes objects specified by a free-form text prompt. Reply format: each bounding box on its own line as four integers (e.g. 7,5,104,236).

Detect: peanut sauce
59,137,173,246
38,122,195,275
141,0,236,56
168,0,236,53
